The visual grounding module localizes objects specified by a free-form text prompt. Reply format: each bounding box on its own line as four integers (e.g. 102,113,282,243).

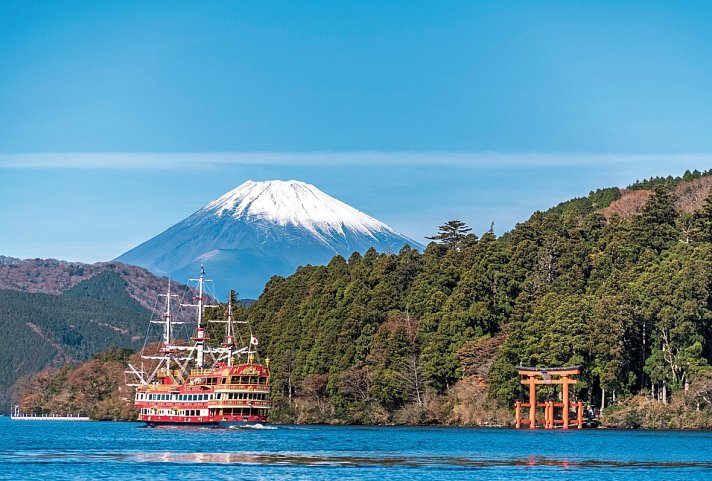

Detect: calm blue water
1,417,711,480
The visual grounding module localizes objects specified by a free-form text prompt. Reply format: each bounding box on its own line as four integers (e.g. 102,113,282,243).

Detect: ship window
231,376,239,384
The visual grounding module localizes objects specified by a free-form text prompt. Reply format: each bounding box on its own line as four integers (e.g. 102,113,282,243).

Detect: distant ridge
116,180,423,298
0,257,185,314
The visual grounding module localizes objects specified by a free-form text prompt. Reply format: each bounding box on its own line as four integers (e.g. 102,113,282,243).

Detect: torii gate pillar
514,366,583,430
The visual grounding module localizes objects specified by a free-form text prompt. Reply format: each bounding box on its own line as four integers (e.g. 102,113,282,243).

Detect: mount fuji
116,180,423,299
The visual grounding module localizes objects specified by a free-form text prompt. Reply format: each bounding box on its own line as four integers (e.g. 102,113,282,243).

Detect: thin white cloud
0,151,709,170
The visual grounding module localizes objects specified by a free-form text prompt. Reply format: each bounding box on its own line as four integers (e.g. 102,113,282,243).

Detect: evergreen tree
427,220,474,247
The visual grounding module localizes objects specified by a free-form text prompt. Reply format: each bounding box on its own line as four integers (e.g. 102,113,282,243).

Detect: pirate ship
127,268,271,427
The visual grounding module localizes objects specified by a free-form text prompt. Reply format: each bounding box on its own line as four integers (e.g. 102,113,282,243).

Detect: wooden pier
11,406,90,421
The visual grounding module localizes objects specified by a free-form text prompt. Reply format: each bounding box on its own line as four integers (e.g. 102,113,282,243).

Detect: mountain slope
0,257,190,314
0,271,155,409
117,180,423,298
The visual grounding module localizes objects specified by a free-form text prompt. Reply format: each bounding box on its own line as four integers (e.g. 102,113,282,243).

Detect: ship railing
208,400,271,407
190,369,213,377
214,384,270,392
144,385,178,392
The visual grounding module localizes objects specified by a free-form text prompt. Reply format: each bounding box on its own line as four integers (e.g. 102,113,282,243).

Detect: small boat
127,268,271,427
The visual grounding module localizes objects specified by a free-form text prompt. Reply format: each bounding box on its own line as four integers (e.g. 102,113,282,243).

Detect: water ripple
2,451,712,470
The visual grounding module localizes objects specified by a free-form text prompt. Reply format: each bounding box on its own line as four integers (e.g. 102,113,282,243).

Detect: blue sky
1,1,711,262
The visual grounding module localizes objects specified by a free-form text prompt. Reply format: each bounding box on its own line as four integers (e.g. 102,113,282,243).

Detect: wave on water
228,423,277,430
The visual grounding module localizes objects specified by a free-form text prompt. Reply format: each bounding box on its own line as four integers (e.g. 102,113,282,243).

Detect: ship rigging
127,268,271,427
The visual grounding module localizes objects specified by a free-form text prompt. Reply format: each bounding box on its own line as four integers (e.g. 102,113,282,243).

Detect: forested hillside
15,170,712,426
242,171,712,425
0,272,152,410
0,258,188,314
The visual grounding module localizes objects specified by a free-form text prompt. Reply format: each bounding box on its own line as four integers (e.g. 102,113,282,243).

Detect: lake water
1,417,711,480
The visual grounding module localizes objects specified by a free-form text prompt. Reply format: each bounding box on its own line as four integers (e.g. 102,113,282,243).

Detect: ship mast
153,280,183,375
127,279,185,386
160,280,179,348
182,266,216,368
207,289,249,366
225,291,236,366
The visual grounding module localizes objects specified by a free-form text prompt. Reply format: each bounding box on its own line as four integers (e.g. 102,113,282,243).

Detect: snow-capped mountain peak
204,180,393,242
117,180,422,298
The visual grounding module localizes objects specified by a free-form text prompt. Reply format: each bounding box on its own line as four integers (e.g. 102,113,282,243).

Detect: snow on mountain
205,180,397,245
116,180,423,299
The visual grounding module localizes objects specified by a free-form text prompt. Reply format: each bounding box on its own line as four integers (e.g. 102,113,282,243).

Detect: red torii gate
514,366,583,429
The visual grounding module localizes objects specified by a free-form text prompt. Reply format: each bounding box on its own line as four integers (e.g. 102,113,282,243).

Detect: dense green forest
1,272,151,410
15,170,712,427
234,172,712,426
